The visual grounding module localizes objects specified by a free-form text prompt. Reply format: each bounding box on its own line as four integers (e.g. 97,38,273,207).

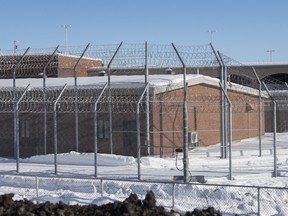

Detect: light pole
207,30,217,46
62,24,71,53
267,50,275,62
14,40,19,54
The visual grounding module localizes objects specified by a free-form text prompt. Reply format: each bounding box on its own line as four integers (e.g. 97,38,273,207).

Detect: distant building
0,53,103,78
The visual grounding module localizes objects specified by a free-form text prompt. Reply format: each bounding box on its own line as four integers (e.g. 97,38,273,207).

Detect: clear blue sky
1,0,287,63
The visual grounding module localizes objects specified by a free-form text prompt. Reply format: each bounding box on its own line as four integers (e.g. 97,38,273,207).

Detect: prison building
0,74,265,158
0,53,103,78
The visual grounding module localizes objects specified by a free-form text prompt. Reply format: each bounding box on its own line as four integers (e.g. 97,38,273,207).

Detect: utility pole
62,24,72,53
207,30,217,46
267,50,275,62
14,40,19,54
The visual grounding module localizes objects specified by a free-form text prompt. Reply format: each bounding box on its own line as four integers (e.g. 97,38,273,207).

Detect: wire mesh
1,42,288,182
0,174,286,215
174,184,258,214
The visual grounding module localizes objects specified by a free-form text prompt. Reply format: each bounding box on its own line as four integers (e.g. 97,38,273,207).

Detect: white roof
0,74,200,88
0,74,261,97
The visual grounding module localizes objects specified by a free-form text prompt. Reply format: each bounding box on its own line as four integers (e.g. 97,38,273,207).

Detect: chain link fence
0,42,288,178
0,174,287,215
1,43,288,214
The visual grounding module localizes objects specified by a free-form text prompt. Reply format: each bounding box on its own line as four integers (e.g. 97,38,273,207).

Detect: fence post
53,84,67,175
219,82,233,180
210,44,225,159
252,67,263,157
15,84,31,173
42,45,59,155
218,52,228,159
257,187,260,216
36,176,39,198
93,83,108,178
100,179,104,197
137,83,149,180
13,47,30,159
262,82,277,177
171,43,189,183
73,43,90,152
145,42,150,155
107,42,123,154
172,183,175,209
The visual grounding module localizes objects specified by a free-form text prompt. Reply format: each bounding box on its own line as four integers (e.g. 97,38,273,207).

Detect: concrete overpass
89,62,288,83
183,62,288,83
242,63,288,82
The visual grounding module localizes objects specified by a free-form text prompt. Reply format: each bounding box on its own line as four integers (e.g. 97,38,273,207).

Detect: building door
123,120,137,157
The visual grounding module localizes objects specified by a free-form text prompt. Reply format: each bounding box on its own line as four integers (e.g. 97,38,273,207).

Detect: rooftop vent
165,68,175,75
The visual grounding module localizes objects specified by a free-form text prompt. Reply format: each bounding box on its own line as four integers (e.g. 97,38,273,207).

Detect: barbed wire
0,43,219,70
1,43,288,104
0,54,58,78
0,84,150,113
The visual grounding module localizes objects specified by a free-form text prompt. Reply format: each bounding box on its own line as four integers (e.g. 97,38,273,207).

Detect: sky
0,0,288,63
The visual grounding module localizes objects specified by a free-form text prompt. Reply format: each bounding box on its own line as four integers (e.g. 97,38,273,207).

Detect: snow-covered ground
0,133,288,215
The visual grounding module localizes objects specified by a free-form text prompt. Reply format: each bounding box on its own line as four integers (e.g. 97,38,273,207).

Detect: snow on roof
0,74,199,88
0,74,262,97
56,53,103,62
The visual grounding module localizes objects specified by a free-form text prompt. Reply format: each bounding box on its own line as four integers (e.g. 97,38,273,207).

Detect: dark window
98,119,109,140
20,120,30,138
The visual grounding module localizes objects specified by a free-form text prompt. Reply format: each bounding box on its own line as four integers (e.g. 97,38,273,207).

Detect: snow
0,74,200,88
0,132,288,215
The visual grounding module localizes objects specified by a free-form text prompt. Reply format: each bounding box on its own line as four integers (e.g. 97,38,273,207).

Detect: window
104,120,109,139
20,120,30,138
98,119,109,139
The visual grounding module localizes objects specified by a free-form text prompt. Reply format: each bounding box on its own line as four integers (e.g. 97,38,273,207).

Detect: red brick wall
57,55,102,77
151,84,265,156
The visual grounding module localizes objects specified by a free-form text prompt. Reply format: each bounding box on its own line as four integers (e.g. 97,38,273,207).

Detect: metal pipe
171,43,189,183
107,42,123,154
13,47,30,159
42,45,59,155
159,101,163,158
93,82,108,178
13,47,30,88
218,51,228,159
73,43,90,152
262,82,277,177
36,176,39,198
136,83,149,180
210,43,225,159
252,67,263,157
145,42,150,155
53,84,67,175
15,84,31,173
219,82,233,180
257,187,261,215
172,183,175,209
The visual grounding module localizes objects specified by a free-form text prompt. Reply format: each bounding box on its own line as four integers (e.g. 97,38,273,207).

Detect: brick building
0,74,265,158
0,53,102,78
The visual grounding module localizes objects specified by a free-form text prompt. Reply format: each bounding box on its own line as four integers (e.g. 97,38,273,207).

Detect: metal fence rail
0,174,286,215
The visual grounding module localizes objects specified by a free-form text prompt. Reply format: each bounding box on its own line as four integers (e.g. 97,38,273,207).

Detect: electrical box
188,131,198,146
